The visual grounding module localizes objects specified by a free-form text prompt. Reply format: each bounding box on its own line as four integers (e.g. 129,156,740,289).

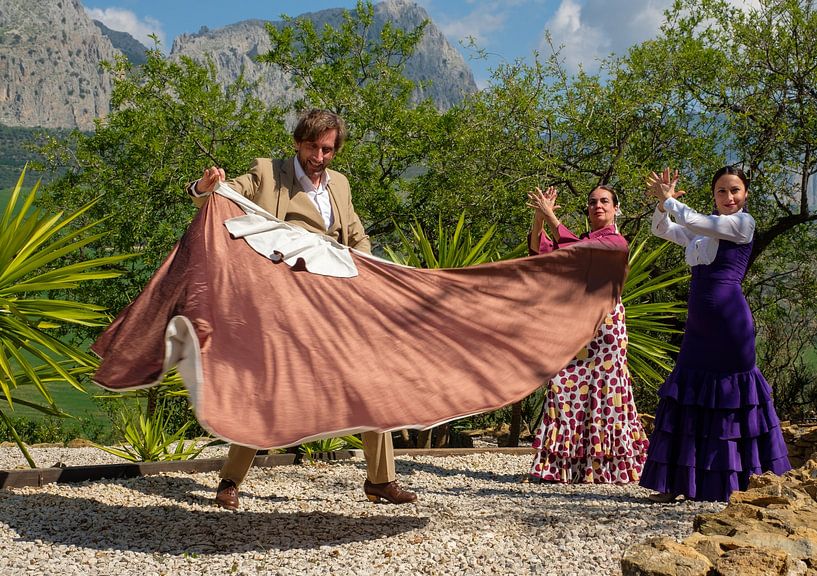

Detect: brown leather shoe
363,480,417,504
215,479,239,510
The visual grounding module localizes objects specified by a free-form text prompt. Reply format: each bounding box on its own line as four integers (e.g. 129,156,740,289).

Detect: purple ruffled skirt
639,366,790,501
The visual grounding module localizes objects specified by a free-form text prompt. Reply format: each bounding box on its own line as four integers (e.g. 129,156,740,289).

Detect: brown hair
293,109,348,151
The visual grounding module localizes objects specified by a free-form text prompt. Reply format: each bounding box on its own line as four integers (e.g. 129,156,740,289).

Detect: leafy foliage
657,0,817,260
93,402,206,462
622,236,689,394
0,124,70,190
0,166,129,466
299,435,363,461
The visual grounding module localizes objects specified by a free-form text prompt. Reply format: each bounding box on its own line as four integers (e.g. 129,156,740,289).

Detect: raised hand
646,168,685,203
195,166,226,194
526,186,560,218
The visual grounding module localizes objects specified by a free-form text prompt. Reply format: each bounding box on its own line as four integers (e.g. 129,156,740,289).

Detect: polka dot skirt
530,301,648,484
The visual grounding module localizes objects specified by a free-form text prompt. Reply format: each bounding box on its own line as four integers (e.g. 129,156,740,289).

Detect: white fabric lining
216,182,359,278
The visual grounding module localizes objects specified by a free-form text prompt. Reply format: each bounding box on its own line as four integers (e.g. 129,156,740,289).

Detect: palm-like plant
299,435,364,462
0,166,130,467
385,212,526,447
93,402,205,462
384,213,526,268
622,236,689,393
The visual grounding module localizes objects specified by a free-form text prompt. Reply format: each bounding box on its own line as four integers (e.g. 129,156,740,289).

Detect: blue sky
80,0,755,88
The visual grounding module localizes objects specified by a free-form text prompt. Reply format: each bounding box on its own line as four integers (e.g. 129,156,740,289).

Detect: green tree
259,0,443,239
410,36,721,256
35,48,290,318
655,0,817,258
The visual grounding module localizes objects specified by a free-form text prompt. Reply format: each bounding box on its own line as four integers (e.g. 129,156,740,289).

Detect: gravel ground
0,446,724,576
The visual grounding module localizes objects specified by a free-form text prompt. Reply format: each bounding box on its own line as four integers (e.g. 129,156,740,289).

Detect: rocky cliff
93,20,148,66
169,0,476,111
0,0,476,131
0,0,118,130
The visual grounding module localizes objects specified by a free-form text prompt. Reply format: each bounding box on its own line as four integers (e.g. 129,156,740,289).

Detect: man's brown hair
293,109,348,151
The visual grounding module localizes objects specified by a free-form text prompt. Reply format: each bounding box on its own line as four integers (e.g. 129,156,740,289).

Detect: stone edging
0,447,535,489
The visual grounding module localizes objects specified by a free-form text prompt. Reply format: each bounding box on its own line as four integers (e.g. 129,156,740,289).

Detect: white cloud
542,0,615,72
85,7,166,48
436,8,507,48
542,0,767,73
727,0,761,10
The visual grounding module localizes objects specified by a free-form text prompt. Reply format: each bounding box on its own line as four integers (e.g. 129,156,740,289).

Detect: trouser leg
219,444,258,486
362,431,395,484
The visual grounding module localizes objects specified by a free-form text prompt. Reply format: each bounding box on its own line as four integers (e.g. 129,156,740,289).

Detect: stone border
0,447,534,489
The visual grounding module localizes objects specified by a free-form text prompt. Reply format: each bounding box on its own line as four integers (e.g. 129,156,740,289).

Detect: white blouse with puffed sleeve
651,197,755,266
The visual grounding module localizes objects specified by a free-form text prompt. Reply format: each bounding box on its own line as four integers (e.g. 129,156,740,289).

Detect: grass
805,345,817,369
1,382,120,444
6,381,105,421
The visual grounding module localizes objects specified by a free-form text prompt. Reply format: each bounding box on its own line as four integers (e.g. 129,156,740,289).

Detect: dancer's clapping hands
646,168,685,211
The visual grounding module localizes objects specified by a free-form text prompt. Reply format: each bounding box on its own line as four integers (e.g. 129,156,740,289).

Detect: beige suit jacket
191,157,371,253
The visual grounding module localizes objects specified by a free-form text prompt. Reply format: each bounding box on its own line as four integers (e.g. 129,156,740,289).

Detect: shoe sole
214,498,239,510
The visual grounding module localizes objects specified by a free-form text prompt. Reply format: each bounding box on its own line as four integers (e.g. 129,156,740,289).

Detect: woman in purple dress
640,166,791,502
526,185,648,483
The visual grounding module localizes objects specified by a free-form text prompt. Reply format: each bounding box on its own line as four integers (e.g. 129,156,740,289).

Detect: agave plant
384,212,527,268
299,435,364,462
622,236,689,393
93,402,206,462
384,212,526,447
0,166,130,467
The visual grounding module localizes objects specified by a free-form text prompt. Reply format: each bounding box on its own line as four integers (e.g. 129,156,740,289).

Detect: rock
693,503,788,537
620,537,712,576
682,533,742,563
170,0,476,113
738,530,817,565
66,438,96,448
782,424,817,468
713,546,807,576
0,0,477,131
624,459,817,575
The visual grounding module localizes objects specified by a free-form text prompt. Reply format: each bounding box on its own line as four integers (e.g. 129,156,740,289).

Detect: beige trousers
219,431,396,486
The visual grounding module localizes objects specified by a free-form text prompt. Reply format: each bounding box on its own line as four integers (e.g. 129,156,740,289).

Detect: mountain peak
170,0,476,111
0,0,476,130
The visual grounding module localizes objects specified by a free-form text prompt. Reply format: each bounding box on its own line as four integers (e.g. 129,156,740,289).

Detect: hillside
0,1,476,183
170,0,477,111
0,0,476,132
0,0,118,130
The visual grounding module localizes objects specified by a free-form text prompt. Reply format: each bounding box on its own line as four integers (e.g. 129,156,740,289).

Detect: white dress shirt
294,156,334,230
651,197,755,266
188,157,335,231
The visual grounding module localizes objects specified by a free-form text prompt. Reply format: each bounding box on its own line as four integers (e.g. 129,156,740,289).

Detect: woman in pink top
525,185,648,483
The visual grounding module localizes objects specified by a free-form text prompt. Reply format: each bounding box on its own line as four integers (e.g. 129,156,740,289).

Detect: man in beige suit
188,109,417,509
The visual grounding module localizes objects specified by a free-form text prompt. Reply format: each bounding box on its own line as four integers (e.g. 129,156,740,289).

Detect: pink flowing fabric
91,194,629,449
